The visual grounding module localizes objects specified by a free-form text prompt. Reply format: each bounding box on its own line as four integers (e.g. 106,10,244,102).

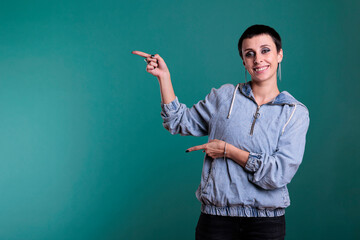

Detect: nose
254,53,263,65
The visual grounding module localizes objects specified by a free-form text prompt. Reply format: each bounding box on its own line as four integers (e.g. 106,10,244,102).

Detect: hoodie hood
227,82,308,135
239,81,303,106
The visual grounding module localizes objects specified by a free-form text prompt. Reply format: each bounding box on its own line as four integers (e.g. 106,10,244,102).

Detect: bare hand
186,139,226,159
132,50,170,79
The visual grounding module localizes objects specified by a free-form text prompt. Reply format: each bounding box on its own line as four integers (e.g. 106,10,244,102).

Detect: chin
251,74,276,83
251,76,270,82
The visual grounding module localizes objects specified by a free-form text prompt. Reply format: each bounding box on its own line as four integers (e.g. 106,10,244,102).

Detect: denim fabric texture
161,82,310,217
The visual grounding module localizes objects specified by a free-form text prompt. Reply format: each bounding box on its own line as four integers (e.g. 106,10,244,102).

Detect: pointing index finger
186,144,206,152
132,50,151,58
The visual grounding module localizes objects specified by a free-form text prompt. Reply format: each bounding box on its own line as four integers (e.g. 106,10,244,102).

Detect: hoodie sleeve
160,84,231,136
244,105,310,190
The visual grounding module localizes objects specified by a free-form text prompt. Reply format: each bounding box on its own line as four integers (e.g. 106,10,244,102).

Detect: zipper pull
253,106,260,119
250,106,260,136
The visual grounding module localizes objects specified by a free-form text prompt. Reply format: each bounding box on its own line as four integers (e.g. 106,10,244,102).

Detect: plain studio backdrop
0,0,358,239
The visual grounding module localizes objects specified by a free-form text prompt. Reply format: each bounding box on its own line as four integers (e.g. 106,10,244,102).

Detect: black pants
195,212,286,240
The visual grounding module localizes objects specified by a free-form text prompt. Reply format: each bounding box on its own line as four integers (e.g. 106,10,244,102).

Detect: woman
132,24,309,240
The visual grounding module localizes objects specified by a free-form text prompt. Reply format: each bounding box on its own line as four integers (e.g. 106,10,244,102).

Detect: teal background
0,0,358,239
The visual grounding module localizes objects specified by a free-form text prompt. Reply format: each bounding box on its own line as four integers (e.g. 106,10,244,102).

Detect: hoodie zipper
230,83,295,136
250,105,260,136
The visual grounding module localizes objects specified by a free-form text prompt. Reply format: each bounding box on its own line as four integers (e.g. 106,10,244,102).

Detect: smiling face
242,34,283,83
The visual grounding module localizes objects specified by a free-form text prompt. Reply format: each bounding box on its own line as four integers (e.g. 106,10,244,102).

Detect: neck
250,80,280,106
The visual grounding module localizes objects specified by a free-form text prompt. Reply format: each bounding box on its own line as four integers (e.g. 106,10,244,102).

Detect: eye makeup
245,51,254,58
244,47,271,58
261,48,270,54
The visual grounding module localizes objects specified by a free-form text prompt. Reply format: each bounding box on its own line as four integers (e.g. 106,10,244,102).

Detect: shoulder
281,91,309,116
207,83,237,102
279,92,310,134
211,83,236,93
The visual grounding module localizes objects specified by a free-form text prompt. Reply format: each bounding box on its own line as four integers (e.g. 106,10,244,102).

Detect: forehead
242,34,275,50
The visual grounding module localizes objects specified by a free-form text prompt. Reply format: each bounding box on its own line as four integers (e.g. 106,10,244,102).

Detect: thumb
152,54,168,69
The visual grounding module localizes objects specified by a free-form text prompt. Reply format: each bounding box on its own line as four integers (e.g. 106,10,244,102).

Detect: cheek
269,54,279,63
243,59,253,69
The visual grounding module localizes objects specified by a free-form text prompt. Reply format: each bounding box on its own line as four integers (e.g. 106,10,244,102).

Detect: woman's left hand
186,139,226,159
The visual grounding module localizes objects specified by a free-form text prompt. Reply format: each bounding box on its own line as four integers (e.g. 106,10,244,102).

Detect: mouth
253,65,269,73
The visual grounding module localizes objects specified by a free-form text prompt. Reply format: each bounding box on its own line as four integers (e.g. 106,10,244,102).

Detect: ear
277,49,283,63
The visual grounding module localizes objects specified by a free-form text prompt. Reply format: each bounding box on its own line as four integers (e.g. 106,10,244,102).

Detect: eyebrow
243,44,271,52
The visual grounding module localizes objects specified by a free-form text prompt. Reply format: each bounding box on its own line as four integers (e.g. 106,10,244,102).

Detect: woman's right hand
132,51,170,79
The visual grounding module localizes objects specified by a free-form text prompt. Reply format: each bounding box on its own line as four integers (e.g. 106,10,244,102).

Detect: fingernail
185,150,189,152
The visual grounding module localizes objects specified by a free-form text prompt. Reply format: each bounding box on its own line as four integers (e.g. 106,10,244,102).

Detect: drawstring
227,83,296,136
281,104,297,135
227,83,240,119
224,83,296,181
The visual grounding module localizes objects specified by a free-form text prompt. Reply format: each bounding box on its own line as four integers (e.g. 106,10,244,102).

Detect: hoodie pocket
201,156,214,193
282,187,290,206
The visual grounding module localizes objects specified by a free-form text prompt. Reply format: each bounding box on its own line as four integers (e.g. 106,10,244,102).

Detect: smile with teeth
254,66,269,72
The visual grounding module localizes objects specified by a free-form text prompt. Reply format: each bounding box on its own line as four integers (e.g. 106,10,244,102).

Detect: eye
245,51,254,57
261,48,270,54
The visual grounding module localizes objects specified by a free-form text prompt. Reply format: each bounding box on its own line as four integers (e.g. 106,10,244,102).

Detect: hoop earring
278,62,282,81
244,68,248,84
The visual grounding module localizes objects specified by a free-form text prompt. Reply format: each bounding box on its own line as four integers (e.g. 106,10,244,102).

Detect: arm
226,144,249,168
158,73,176,104
132,50,229,137
244,107,310,190
187,106,310,191
161,86,229,136
186,140,250,165
132,51,176,104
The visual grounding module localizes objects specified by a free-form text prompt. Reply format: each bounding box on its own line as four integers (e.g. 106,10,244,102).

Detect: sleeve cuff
161,97,180,117
244,152,262,172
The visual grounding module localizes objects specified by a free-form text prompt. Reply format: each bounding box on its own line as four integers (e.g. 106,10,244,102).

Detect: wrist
223,142,227,159
157,72,171,82
226,144,249,168
226,143,232,159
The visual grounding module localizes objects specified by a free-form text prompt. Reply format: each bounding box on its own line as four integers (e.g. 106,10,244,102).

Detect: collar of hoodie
227,82,306,135
239,81,300,106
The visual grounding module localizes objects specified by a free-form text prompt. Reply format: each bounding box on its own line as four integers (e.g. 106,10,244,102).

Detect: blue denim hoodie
161,82,310,217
